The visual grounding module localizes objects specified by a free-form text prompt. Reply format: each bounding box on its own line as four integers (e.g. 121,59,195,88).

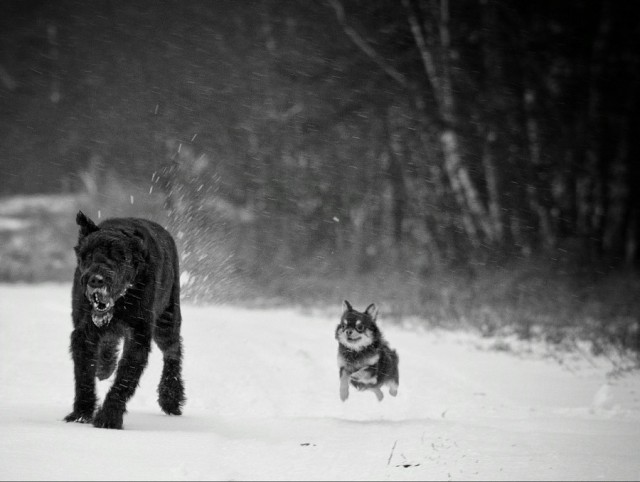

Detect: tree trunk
385,111,408,244
481,129,503,243
522,87,554,250
404,0,493,247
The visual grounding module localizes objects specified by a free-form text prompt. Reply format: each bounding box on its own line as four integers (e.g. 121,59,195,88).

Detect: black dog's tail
95,335,121,381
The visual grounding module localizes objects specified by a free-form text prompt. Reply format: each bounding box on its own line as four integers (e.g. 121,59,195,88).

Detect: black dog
336,300,399,401
64,211,185,429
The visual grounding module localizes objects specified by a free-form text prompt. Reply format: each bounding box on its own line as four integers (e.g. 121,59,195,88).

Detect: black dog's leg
156,333,185,415
154,288,185,415
92,329,151,429
64,327,99,423
95,334,121,381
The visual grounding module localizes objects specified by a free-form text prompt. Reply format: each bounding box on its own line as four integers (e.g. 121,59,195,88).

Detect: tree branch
401,0,442,108
327,0,409,89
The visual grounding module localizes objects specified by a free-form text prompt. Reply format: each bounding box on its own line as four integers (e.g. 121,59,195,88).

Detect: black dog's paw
64,411,93,424
92,405,124,429
158,377,185,415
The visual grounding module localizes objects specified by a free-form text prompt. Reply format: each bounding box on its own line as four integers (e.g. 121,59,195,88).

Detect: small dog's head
74,211,141,327
335,300,380,351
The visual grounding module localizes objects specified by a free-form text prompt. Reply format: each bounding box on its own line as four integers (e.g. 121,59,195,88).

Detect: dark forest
1,0,639,351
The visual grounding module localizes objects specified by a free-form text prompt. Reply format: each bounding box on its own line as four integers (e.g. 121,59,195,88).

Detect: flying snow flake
98,210,101,219
179,271,191,288
130,195,134,204
332,216,340,222
592,383,614,412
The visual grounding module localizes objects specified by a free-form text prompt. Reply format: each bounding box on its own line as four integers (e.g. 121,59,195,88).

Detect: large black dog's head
335,300,381,351
75,211,142,327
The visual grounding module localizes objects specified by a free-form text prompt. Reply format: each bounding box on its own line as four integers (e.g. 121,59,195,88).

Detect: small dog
335,300,399,401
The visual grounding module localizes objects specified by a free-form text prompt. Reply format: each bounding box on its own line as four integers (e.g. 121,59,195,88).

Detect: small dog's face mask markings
337,317,374,350
336,300,378,351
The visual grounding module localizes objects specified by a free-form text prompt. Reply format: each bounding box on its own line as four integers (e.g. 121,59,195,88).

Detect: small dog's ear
343,300,353,313
76,210,99,238
365,303,378,322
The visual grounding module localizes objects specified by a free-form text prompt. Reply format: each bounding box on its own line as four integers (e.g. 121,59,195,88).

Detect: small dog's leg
339,369,350,401
372,387,384,401
388,381,398,397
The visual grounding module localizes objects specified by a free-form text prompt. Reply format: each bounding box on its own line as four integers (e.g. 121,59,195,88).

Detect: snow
1,283,639,481
0,217,31,232
0,194,77,216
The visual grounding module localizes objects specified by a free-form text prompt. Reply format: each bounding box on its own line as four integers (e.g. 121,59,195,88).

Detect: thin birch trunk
404,0,493,245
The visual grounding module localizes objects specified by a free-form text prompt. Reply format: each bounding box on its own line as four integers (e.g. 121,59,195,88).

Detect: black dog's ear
343,300,353,313
76,210,99,238
365,303,378,322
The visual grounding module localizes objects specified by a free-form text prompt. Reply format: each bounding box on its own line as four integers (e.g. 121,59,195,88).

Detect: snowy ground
1,283,639,481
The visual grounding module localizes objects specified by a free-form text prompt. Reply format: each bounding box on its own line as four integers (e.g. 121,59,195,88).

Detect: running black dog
64,211,185,429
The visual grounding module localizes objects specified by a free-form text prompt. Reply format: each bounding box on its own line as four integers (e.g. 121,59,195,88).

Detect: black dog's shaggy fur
64,211,185,429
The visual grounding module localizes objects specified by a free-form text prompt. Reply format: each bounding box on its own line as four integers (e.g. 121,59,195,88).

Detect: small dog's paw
373,388,384,401
389,383,398,397
339,374,350,401
340,385,349,402
92,405,124,429
64,411,93,424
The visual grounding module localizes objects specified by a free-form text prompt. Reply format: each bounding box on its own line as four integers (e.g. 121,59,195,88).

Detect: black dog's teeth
91,292,110,311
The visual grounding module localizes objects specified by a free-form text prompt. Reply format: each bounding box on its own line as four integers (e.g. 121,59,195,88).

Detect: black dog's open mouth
91,292,112,312
86,288,115,327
